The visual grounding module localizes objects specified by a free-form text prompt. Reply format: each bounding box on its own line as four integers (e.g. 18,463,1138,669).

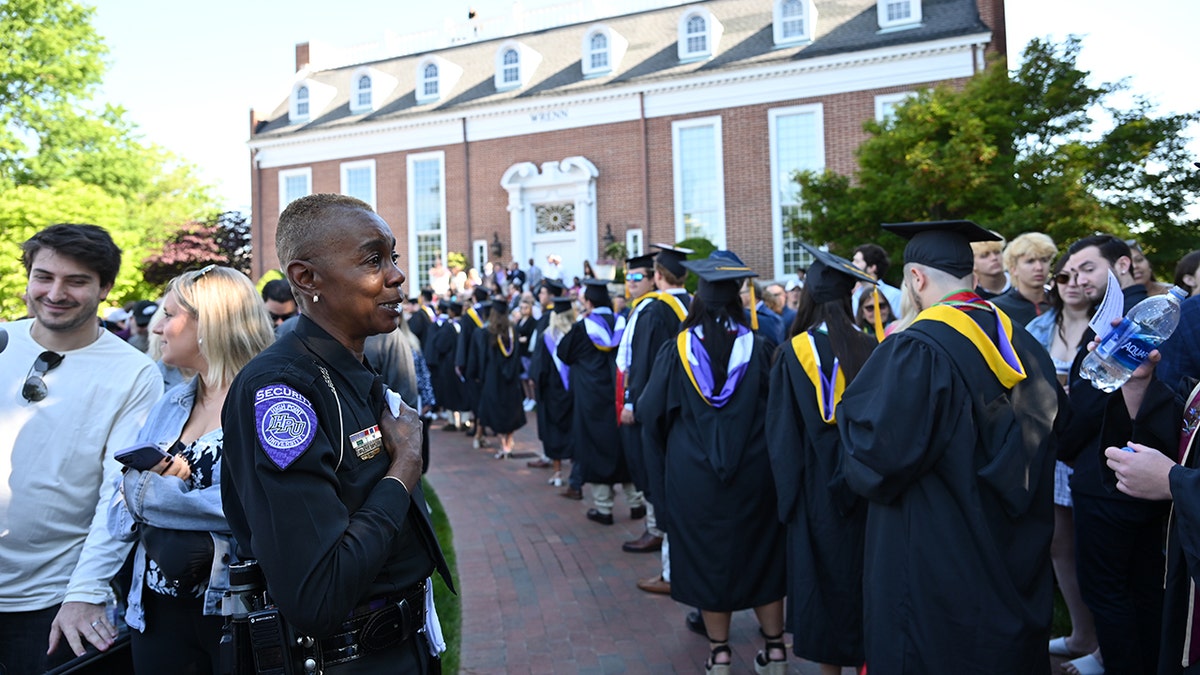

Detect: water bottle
1080,286,1188,392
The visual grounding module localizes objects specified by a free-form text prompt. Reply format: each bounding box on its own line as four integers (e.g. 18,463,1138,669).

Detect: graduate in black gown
557,279,637,525
456,286,489,444
429,300,470,430
471,299,526,459
765,244,878,675
638,256,786,675
530,295,575,485
838,221,1062,675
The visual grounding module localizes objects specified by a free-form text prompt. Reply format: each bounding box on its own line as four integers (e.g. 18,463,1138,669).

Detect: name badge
349,425,383,460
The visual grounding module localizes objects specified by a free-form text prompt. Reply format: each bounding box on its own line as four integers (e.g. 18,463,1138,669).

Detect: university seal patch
254,384,318,469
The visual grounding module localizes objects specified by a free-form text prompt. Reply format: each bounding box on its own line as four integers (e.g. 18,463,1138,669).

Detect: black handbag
139,524,214,588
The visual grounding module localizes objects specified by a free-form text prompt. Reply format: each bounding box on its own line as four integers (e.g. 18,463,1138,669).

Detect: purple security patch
254,384,318,469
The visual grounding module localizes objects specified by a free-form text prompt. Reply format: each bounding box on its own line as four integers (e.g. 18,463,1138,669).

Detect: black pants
131,589,223,675
0,605,76,674
1073,492,1168,675
324,635,437,675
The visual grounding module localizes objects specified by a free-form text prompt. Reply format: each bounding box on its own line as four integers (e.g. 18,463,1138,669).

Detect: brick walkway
425,412,852,675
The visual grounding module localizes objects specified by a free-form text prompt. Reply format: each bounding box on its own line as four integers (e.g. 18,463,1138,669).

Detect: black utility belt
320,581,427,666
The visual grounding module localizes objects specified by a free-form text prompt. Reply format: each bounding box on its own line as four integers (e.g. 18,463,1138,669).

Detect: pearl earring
313,294,319,303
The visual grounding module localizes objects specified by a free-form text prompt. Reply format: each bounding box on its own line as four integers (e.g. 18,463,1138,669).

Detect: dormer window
581,25,627,78
589,33,608,70
877,0,922,31
501,49,520,85
774,0,816,45
493,41,541,91
677,9,723,62
422,63,439,98
295,86,310,118
355,75,372,109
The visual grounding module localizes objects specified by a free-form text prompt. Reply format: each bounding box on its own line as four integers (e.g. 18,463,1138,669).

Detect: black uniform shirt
220,315,450,637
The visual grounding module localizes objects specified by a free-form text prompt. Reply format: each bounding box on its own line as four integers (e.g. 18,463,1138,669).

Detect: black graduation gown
456,308,484,411
1162,457,1200,675
408,306,433,347
622,294,688,503
638,334,785,612
557,315,626,483
428,319,469,412
473,328,526,435
765,331,865,667
838,310,1060,675
530,315,573,459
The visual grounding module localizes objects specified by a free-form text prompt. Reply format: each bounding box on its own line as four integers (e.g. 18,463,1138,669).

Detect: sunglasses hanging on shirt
23,350,64,402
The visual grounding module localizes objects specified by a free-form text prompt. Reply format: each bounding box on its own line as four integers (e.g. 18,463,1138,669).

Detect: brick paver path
425,413,854,674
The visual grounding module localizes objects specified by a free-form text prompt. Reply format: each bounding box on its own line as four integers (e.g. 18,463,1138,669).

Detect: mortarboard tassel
872,286,885,343
749,282,759,332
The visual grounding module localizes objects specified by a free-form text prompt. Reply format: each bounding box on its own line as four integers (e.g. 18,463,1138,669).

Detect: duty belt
319,580,426,666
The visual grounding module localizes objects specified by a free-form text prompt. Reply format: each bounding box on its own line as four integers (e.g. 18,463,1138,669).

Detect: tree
141,211,254,288
0,0,216,318
794,37,1200,284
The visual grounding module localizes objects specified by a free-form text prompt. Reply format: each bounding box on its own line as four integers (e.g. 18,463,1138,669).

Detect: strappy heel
754,629,787,675
705,641,731,675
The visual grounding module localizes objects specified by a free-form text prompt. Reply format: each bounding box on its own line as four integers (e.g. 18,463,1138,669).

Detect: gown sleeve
837,335,952,505
766,348,804,524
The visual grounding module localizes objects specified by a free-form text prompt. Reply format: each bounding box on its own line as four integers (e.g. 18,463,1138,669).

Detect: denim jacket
107,378,234,631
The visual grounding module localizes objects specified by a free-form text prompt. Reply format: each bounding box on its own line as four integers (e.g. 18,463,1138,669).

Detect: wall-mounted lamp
490,232,503,259
602,223,615,249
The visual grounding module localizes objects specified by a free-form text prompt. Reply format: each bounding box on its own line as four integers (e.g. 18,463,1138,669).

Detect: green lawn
424,480,461,674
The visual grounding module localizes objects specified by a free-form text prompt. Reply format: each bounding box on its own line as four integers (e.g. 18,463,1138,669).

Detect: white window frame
768,104,825,278
339,159,376,210
874,91,916,122
493,40,542,91
278,167,312,213
473,239,488,272
349,69,373,113
415,56,461,104
420,62,439,100
290,84,310,123
677,8,723,62
581,24,628,78
501,48,521,87
625,228,644,258
774,0,816,46
877,0,922,31
588,32,609,71
406,151,448,290
671,116,726,249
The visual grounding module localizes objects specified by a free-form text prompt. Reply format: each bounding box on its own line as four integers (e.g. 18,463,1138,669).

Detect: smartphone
115,443,170,471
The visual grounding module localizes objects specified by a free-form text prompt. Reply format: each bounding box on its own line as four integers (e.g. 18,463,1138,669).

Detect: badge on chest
349,425,383,460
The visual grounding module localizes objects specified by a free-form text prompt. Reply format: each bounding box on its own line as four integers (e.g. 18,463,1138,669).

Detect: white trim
773,0,816,47
874,91,916,121
677,7,723,62
406,151,447,290
671,116,725,249
877,0,922,31
415,56,464,104
768,103,824,278
339,159,377,209
349,68,374,113
288,79,336,125
625,228,644,257
249,36,989,168
581,24,629,78
278,167,312,213
501,157,600,281
472,239,488,272
494,40,542,91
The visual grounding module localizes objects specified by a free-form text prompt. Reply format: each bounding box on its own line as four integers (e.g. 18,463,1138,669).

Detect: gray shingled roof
254,0,989,138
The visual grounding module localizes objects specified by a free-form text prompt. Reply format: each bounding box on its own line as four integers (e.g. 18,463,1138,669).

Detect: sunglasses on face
1054,272,1078,285
23,351,65,402
626,273,647,282
269,311,297,323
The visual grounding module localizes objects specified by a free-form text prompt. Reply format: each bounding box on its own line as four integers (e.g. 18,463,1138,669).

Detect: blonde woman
108,265,273,673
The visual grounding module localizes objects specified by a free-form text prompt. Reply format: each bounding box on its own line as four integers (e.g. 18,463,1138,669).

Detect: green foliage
446,251,467,271
795,37,1200,284
676,237,717,294
0,0,216,318
141,211,253,289
423,480,460,675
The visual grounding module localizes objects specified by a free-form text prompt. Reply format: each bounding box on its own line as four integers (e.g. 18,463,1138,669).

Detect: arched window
295,86,310,117
780,0,804,38
877,0,921,30
422,63,439,98
502,48,520,84
685,15,707,54
355,75,372,109
589,32,609,70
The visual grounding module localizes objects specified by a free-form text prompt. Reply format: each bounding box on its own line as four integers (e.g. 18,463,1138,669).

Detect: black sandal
705,641,731,675
754,629,787,675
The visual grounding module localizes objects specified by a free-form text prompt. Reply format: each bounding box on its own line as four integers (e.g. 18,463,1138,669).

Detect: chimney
295,42,310,72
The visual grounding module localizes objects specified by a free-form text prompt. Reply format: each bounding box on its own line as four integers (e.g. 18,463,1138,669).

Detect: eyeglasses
626,273,646,282
1055,272,1078,285
862,304,877,312
23,351,65,402
269,311,297,324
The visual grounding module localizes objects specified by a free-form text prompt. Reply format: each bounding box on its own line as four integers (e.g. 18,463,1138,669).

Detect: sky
88,0,1200,214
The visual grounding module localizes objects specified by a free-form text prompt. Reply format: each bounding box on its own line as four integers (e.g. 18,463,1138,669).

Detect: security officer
221,193,453,674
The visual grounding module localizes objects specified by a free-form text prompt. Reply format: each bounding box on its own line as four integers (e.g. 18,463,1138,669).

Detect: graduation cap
539,278,567,296
799,242,876,304
490,298,510,318
652,243,693,278
681,256,759,306
625,253,656,271
582,278,611,307
882,220,1000,278
446,299,463,314
551,297,575,313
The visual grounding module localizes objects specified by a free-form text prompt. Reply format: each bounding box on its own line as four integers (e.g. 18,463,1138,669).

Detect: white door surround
500,156,598,283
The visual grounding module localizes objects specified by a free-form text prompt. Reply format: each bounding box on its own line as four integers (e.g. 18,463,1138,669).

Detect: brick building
248,0,1006,287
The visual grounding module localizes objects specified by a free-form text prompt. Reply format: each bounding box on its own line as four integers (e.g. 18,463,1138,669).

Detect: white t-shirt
0,319,162,611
